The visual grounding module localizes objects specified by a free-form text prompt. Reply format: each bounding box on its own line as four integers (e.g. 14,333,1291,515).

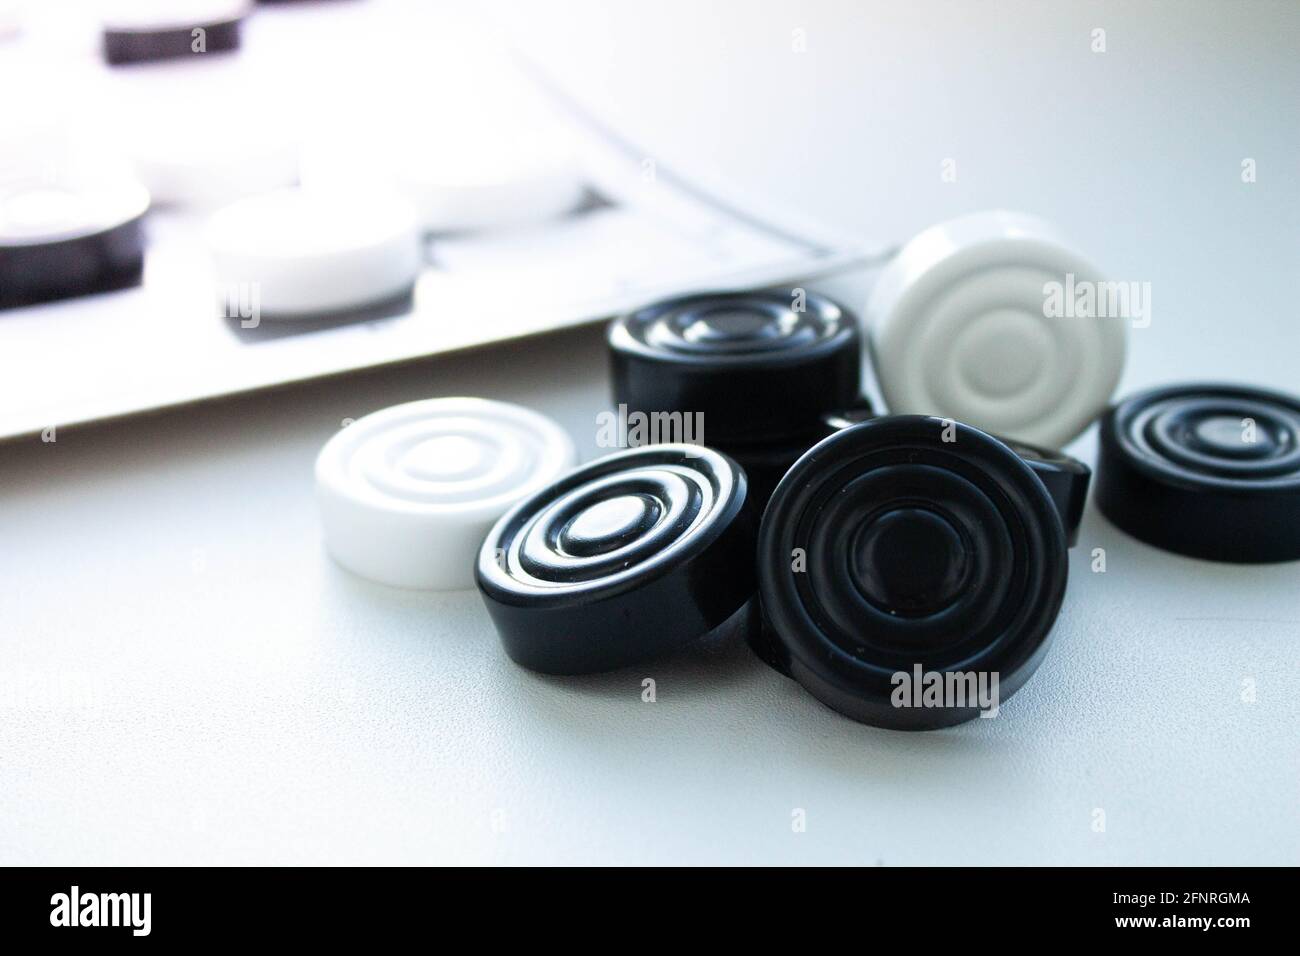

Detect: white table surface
2,0,1297,865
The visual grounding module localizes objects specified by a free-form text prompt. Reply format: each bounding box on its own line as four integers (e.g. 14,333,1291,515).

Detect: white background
1,0,1297,864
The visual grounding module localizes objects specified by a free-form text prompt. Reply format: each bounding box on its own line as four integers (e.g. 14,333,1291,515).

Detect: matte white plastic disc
132,129,297,208
394,142,586,233
303,121,586,234
865,210,1127,448
205,188,421,316
315,398,578,590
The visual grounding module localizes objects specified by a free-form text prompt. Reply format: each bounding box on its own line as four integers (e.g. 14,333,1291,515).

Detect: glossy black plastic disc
476,444,756,675
721,399,876,514
104,15,243,65
822,405,1090,547
0,179,149,310
1096,383,1300,562
756,415,1068,729
609,290,861,444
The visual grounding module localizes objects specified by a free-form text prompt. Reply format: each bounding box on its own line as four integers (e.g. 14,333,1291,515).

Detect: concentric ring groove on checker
1096,383,1300,562
484,450,731,597
609,290,861,443
866,210,1127,447
757,416,1067,729
476,444,756,675
315,397,576,590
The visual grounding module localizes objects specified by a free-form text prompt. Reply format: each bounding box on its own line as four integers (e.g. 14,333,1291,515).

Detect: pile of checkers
0,1,587,314
314,212,1300,730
